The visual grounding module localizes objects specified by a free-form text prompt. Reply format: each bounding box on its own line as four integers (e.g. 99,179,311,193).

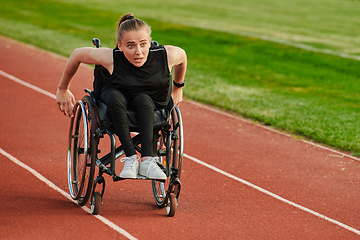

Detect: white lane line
0,148,137,240
3,70,360,235
187,100,360,162
0,70,56,99
185,153,360,235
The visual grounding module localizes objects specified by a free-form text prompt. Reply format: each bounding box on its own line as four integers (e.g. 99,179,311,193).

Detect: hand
56,88,75,117
171,87,183,106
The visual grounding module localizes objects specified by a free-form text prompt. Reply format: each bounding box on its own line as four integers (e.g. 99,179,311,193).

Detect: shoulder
75,47,113,73
73,47,113,57
147,45,167,62
164,45,185,55
164,45,187,68
72,47,113,64
148,45,166,55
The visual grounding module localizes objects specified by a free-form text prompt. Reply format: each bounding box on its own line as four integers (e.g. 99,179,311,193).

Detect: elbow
68,48,85,66
181,49,187,63
70,48,82,59
176,49,187,68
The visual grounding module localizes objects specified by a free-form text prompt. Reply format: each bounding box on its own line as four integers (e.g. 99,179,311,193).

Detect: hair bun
125,15,135,21
118,14,135,28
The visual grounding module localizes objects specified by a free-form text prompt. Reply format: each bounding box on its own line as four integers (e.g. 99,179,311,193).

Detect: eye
140,42,147,47
127,44,134,48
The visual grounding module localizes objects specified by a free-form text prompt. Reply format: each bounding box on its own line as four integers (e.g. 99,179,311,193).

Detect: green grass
56,0,360,56
1,0,360,155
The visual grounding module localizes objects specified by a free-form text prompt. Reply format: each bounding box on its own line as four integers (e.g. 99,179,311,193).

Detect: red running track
1,36,360,239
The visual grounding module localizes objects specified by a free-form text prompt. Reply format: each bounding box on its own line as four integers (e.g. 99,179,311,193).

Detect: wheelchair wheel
67,95,97,206
91,192,102,215
166,193,177,217
152,106,183,208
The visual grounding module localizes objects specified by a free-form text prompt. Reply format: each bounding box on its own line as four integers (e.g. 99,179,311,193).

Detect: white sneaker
139,157,166,180
119,155,139,178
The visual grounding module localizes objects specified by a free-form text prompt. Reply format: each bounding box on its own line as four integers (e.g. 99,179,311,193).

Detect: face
117,28,151,67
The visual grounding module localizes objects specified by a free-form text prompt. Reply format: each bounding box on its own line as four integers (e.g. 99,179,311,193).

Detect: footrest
112,174,165,182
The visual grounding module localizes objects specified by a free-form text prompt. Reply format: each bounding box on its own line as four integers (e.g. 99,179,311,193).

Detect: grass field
1,0,360,155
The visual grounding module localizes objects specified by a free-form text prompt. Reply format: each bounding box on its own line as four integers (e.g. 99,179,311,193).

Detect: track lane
180,102,360,230
1,36,360,239
0,74,132,239
0,153,129,240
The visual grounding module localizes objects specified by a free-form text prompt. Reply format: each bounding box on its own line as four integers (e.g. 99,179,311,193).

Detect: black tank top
110,45,171,107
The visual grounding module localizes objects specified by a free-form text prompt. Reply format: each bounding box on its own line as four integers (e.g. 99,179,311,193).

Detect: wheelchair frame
66,39,184,217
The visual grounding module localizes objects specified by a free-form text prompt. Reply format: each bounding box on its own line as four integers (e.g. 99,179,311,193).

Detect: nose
135,45,142,55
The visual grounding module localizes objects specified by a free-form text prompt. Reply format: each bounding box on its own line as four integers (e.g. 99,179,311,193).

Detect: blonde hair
117,13,152,42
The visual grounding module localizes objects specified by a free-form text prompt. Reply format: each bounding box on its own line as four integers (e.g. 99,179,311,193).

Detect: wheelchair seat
97,98,171,132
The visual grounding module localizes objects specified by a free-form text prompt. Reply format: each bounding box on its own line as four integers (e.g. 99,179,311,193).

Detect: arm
165,45,187,106
56,47,113,117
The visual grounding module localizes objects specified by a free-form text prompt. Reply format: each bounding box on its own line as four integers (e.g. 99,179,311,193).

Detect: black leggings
101,87,157,157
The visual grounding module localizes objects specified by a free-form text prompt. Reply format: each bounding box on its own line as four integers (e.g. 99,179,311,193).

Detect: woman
56,13,187,180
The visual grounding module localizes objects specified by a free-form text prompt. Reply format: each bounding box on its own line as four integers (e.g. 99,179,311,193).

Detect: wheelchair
66,38,183,217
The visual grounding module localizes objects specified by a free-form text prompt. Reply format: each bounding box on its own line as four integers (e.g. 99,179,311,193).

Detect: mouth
134,57,143,63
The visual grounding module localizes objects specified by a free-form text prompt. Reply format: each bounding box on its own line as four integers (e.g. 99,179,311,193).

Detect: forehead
121,28,150,43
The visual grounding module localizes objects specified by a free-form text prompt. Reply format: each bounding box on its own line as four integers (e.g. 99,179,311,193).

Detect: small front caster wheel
166,193,177,217
91,192,102,215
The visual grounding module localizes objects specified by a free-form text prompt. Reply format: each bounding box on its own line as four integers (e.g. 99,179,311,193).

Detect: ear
117,42,123,52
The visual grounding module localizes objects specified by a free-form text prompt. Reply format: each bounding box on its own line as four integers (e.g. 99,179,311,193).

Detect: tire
166,193,177,217
67,101,87,200
152,106,183,208
171,106,183,180
67,95,97,206
91,192,102,215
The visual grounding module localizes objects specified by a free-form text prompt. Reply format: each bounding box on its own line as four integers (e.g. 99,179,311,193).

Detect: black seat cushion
98,101,170,132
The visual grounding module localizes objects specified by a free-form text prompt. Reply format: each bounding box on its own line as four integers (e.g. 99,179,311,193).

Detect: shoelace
120,156,139,170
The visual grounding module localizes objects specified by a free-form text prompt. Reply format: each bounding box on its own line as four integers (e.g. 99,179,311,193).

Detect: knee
110,99,126,111
101,88,127,110
132,94,154,110
107,92,127,110
134,93,152,102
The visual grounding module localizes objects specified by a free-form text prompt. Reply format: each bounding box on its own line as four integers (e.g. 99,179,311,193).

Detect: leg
129,93,156,157
101,87,136,157
129,94,166,180
101,87,138,178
